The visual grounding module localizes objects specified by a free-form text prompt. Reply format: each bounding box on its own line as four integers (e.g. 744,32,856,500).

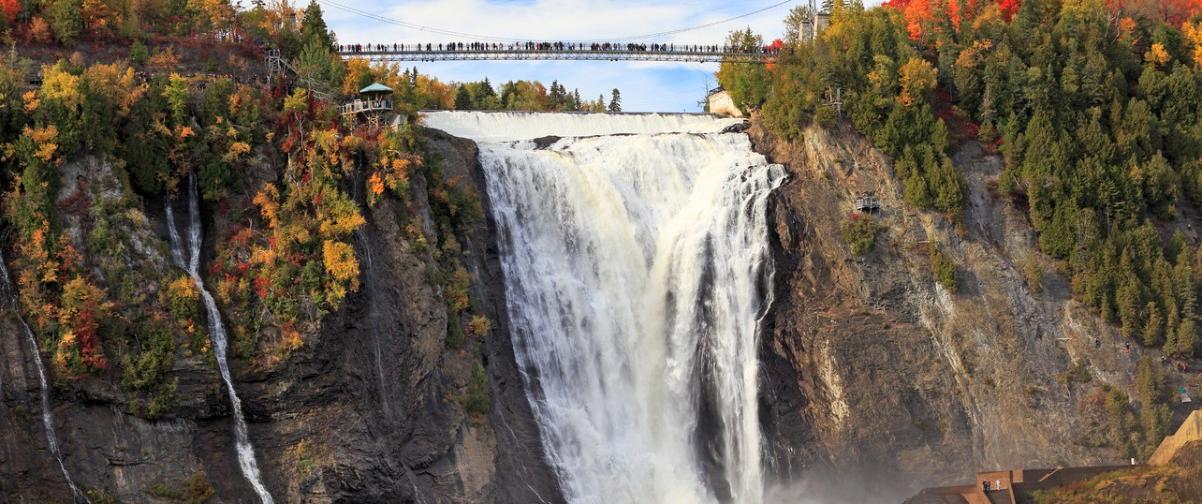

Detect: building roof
359,83,393,94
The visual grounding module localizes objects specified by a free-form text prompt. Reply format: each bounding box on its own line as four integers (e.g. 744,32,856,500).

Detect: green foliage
300,0,336,52
463,361,491,417
930,245,957,292
146,473,215,504
46,0,82,44
716,28,770,112
757,6,967,220
129,41,149,66
454,84,472,110
840,213,877,255
608,88,622,113
1024,252,1043,293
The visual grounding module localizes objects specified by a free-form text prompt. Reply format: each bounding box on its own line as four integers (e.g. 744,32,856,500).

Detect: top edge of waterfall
420,110,745,142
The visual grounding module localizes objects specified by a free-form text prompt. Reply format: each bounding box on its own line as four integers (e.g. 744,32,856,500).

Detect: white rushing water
422,111,744,142
431,111,785,504
0,252,89,503
166,178,274,504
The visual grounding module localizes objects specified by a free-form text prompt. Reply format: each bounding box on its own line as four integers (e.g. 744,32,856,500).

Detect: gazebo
341,82,394,127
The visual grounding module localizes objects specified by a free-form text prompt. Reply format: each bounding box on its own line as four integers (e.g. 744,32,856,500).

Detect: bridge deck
339,49,772,64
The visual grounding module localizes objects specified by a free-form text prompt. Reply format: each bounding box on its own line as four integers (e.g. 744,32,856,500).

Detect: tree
454,85,472,110
608,88,622,113
1,0,19,25
899,57,938,106
47,0,84,44
301,0,335,52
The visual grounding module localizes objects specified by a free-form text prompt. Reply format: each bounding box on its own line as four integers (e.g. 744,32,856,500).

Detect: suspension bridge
337,44,778,64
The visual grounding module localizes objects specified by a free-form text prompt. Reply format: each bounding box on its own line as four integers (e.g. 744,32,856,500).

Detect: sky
320,0,878,112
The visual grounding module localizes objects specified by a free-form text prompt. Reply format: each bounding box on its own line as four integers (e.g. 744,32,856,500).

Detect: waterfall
166,178,274,504
0,252,89,503
426,112,785,504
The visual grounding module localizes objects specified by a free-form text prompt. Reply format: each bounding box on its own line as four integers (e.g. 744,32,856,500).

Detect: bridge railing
339,99,393,115
337,45,778,64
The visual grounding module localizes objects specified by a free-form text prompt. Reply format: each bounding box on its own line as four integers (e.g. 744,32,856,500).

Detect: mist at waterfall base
430,111,810,503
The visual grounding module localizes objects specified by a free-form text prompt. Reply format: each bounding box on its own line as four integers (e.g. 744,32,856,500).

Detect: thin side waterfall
354,228,390,416
426,111,785,504
166,178,274,503
0,252,89,503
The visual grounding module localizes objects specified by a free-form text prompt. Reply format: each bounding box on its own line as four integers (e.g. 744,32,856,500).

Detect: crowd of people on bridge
338,41,781,56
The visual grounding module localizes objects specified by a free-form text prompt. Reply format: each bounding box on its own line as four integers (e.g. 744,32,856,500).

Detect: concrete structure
905,466,1136,504
707,88,744,118
1149,408,1202,465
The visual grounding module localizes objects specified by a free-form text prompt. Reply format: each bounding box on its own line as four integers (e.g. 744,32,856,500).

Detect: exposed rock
747,113,1182,500
0,134,561,503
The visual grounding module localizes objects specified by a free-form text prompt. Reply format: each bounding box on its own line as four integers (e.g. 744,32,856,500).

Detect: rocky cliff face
0,130,560,503
750,114,1164,501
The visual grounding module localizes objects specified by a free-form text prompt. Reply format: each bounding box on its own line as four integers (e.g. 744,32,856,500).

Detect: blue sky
320,0,812,112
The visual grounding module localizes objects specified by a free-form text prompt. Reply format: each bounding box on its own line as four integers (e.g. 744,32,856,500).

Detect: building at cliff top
907,408,1202,504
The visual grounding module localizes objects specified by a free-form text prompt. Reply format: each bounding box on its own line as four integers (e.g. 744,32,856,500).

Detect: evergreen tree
608,88,622,113
454,85,472,110
301,0,336,52
570,89,582,111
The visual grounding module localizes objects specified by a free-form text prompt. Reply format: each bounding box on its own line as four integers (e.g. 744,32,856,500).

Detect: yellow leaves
317,197,365,237
224,141,251,163
253,183,280,229
82,62,142,112
39,64,82,110
311,128,339,156
167,275,199,303
1185,21,1202,68
1145,43,1170,66
1119,17,1138,43
321,239,360,291
898,57,938,107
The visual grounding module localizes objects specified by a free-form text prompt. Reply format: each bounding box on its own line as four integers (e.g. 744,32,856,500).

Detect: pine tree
301,0,336,52
608,88,622,113
454,85,472,110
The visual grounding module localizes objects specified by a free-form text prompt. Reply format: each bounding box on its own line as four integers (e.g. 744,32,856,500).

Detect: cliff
0,130,560,503
749,113,1195,500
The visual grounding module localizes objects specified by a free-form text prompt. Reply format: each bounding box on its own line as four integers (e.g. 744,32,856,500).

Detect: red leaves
1,0,18,24
998,0,1021,22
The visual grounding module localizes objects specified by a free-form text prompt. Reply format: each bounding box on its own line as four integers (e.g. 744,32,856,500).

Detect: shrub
841,213,877,256
930,245,957,292
463,361,491,417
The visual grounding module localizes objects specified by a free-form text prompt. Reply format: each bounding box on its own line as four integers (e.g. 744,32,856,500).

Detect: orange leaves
24,125,59,163
368,172,385,196
21,90,38,112
253,183,280,229
1145,43,1171,65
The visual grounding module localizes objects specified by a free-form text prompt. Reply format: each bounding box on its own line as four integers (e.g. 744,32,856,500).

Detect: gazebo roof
359,83,393,94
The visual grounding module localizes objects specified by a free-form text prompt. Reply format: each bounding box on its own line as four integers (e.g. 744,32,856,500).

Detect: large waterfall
166,178,274,503
427,111,785,504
